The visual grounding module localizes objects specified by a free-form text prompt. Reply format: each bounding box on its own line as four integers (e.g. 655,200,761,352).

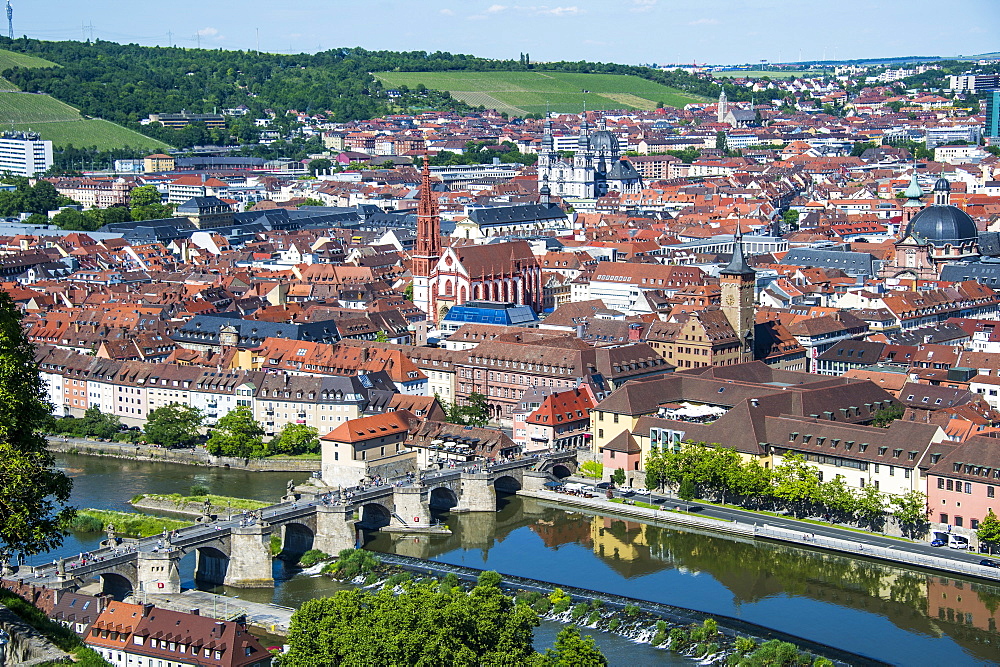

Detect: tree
678,476,697,501
890,490,928,539
781,209,800,231
205,406,264,458
129,185,162,207
143,402,202,449
308,158,333,176
771,453,822,516
855,484,886,530
869,403,904,427
540,626,607,666
977,509,1000,555
51,208,96,231
579,460,603,481
0,291,74,563
78,406,121,440
268,423,319,456
611,468,625,487
283,573,539,666
819,474,857,519
644,448,666,491
715,131,727,151
462,392,491,428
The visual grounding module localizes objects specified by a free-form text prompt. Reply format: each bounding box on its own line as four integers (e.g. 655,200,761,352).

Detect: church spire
722,225,755,276
717,88,728,124
412,157,441,320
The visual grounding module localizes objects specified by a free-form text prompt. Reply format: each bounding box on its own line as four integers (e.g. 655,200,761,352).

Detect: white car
632,487,648,495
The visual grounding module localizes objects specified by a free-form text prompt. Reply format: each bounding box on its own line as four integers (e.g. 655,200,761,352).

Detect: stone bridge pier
224,524,274,588
313,505,358,555
455,472,495,512
392,486,431,527
137,551,181,595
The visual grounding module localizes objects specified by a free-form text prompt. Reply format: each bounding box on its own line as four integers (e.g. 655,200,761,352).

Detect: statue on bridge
105,523,117,547
197,499,214,523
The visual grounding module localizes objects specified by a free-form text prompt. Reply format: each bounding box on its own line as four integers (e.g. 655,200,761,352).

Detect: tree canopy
0,291,74,561
143,403,203,449
283,570,540,666
205,406,264,459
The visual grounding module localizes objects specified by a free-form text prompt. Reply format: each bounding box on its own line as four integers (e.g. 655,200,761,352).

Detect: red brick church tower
412,160,441,320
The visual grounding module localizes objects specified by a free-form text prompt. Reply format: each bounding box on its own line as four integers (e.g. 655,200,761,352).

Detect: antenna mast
6,1,12,41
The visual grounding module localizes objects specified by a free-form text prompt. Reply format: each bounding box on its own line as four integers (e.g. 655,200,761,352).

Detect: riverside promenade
520,488,1000,582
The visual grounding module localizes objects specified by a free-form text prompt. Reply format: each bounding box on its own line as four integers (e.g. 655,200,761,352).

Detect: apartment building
0,131,52,176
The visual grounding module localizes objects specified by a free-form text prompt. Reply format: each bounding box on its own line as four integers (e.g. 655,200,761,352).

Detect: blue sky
16,1,1000,65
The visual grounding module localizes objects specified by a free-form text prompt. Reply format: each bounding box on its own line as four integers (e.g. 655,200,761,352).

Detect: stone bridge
24,453,576,598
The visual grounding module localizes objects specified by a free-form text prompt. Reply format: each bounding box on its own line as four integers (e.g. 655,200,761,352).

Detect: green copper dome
903,171,923,201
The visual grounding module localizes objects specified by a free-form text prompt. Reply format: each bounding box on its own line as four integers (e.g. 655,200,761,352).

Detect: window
938,478,945,489
989,486,995,498
955,516,963,527
965,482,973,494
972,518,980,529
947,479,954,491
940,513,949,523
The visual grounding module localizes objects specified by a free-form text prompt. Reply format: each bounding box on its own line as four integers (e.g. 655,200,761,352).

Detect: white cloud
630,0,656,12
470,4,581,18
196,27,219,37
536,6,581,16
687,18,718,25
440,8,455,15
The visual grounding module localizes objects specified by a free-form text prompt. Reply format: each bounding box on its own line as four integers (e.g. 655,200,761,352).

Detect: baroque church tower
719,228,756,362
412,160,441,321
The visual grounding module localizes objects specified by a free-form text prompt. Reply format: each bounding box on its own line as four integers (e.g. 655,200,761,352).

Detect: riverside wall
46,438,319,472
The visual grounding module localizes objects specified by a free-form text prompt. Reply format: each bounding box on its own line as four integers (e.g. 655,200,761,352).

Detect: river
30,453,1000,665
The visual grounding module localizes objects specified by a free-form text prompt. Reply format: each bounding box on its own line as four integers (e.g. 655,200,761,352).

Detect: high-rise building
986,90,1000,140
0,131,52,176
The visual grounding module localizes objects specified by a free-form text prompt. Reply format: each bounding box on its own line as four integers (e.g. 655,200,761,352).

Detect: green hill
374,71,709,115
0,47,57,90
0,91,168,150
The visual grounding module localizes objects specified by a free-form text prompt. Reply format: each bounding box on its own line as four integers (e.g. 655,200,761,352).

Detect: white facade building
0,131,52,176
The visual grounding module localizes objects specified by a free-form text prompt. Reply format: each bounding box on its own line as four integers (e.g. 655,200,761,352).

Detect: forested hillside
0,37,731,151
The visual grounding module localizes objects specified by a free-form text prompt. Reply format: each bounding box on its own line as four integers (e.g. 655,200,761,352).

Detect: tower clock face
724,294,736,306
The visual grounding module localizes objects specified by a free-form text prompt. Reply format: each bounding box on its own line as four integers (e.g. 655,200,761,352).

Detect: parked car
980,558,1000,568
930,539,946,547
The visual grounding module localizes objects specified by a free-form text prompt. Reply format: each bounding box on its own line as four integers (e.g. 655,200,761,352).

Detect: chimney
142,603,153,617
190,608,200,616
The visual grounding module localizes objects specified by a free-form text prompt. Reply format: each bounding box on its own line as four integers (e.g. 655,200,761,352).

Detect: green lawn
140,493,271,511
0,91,169,150
374,70,709,115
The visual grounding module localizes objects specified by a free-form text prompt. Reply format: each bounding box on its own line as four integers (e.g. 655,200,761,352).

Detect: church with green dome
881,175,981,280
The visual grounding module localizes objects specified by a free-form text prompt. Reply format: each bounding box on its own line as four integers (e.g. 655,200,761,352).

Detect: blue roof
442,301,539,327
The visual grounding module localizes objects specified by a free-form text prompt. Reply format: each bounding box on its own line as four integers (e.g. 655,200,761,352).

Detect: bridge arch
279,523,316,561
358,503,392,529
194,546,229,585
551,464,572,479
429,486,459,510
493,475,522,494
99,572,134,601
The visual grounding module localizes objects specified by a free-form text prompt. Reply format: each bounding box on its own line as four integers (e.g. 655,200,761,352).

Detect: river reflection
33,454,1000,665
365,497,1000,665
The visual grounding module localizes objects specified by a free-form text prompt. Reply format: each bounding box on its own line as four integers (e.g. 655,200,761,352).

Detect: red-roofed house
320,410,418,486
512,386,597,452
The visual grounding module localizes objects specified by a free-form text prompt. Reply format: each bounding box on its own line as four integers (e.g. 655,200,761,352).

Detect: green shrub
668,627,689,651
623,604,640,617
651,629,667,646
68,514,104,533
384,572,412,587
329,548,381,580
298,549,330,567
68,509,187,538
190,483,210,496
586,611,600,626
364,573,379,585
608,618,621,632
532,597,552,614
553,597,572,614
702,617,718,638
270,534,282,556
733,636,756,655
570,603,588,621
812,658,835,667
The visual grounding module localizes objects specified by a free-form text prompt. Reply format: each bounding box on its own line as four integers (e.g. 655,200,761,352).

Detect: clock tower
719,228,756,362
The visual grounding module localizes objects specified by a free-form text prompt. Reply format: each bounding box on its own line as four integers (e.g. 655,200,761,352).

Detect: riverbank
46,437,319,472
520,489,1000,583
